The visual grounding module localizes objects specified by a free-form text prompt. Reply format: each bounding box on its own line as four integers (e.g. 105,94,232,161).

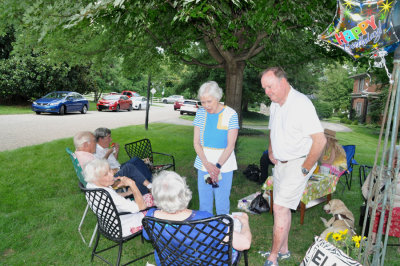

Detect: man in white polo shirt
261,67,326,266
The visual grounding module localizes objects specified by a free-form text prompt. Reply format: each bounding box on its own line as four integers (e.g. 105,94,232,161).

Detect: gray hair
152,171,192,213
83,159,109,183
198,81,223,101
74,131,95,149
94,127,111,141
261,67,288,81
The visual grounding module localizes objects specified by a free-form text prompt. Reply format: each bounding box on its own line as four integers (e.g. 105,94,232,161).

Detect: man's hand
268,150,278,165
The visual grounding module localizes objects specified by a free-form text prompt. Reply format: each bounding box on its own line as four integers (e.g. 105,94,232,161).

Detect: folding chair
359,164,373,187
142,214,248,266
80,184,153,265
66,147,97,247
342,145,359,190
124,138,175,173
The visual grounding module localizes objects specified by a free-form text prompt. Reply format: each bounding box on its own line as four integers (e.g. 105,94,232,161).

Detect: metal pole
145,74,151,130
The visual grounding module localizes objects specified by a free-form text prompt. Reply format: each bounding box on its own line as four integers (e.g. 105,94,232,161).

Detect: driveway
0,105,351,152
0,105,183,152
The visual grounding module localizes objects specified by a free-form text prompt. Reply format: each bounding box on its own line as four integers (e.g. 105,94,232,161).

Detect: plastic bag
243,164,262,183
249,193,270,214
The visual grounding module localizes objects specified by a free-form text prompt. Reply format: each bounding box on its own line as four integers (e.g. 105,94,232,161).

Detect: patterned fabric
262,173,340,205
372,207,400,238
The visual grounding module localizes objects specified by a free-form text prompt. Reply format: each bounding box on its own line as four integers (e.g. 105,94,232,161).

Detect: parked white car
131,96,148,110
161,95,184,104
180,100,201,115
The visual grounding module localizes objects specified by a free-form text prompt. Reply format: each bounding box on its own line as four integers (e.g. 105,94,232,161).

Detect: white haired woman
84,159,150,236
193,81,239,215
142,171,251,265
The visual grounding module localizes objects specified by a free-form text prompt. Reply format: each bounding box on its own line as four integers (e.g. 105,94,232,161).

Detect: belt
280,155,306,164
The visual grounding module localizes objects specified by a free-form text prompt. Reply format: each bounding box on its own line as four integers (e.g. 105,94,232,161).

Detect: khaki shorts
273,157,315,210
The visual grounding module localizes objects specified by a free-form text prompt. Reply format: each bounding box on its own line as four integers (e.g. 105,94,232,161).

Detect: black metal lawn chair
124,138,175,173
142,214,248,266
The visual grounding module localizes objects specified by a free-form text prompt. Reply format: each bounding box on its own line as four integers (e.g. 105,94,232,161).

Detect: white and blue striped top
193,106,239,170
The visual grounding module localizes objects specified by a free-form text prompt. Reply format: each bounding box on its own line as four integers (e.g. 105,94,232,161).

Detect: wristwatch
216,163,222,169
301,167,309,175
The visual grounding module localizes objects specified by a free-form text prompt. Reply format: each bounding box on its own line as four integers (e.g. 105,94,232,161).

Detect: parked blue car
32,91,89,115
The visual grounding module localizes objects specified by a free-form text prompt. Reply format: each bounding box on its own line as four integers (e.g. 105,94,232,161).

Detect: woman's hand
204,162,220,182
116,176,136,189
233,212,249,226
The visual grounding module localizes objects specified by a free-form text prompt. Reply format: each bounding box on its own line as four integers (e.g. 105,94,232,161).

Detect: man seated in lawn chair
74,131,152,195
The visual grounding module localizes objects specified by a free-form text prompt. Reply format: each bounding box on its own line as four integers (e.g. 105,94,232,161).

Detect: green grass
1,121,400,265
0,104,32,114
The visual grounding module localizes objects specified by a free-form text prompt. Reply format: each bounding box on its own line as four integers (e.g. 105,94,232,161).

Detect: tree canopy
1,0,344,117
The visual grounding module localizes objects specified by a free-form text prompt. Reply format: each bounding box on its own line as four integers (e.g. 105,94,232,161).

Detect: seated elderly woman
362,145,400,246
83,158,149,237
143,171,252,265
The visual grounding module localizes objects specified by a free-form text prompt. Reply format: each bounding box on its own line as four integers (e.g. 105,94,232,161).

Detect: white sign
301,237,361,266
150,88,156,95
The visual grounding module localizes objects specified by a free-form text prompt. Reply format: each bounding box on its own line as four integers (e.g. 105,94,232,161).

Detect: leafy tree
317,61,356,113
0,0,339,121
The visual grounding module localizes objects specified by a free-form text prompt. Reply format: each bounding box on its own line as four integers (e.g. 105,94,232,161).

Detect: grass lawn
1,121,400,265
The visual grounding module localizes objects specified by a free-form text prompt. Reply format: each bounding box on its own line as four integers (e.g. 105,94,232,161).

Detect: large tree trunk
224,60,245,126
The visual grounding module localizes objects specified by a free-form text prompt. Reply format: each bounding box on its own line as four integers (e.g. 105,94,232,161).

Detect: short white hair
83,159,109,183
73,131,95,149
152,171,192,213
198,81,223,101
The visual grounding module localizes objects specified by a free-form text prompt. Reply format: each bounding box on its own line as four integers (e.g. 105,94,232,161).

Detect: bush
312,100,333,119
352,120,358,125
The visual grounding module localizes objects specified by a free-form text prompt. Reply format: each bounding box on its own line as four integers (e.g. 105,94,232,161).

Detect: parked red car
122,90,140,98
97,95,133,112
173,99,185,110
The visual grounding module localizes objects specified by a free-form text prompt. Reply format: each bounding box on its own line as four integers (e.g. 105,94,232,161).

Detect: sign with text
301,236,361,266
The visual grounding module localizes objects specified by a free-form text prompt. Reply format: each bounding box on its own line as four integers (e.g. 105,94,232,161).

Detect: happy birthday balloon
319,0,399,59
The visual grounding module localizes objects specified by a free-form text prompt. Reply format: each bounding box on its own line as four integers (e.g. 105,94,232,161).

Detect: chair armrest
151,151,175,159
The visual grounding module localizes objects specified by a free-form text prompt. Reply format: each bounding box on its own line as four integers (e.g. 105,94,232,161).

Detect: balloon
319,0,399,59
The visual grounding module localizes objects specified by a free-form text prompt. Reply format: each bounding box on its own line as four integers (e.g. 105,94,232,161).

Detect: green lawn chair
66,147,97,247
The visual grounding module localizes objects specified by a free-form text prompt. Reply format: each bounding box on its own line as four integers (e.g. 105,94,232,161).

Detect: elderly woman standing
193,81,239,215
84,159,147,237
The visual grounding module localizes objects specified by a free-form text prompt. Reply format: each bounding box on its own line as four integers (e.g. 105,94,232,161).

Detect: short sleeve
193,108,205,127
228,111,239,130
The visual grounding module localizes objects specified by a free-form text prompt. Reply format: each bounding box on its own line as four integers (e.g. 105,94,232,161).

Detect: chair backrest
342,145,356,171
142,214,234,266
125,139,153,162
81,185,123,242
66,147,87,186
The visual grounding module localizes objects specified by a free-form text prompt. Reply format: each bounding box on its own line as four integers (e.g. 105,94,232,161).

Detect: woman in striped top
193,81,240,215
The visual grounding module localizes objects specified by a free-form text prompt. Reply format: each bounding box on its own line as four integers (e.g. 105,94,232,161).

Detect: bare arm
216,128,238,166
268,131,278,165
117,176,146,210
232,213,252,251
302,132,327,172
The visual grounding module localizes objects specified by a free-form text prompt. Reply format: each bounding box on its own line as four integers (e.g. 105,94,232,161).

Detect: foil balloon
319,0,399,59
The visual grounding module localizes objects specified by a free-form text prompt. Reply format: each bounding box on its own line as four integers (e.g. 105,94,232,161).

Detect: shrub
312,100,333,119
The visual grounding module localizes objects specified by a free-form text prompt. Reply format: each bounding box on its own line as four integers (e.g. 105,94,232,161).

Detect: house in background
350,73,384,124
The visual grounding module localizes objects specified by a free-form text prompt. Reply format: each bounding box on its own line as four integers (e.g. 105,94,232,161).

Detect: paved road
0,105,185,152
0,105,351,152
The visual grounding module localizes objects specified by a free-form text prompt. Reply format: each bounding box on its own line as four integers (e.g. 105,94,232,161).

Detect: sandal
258,250,291,260
264,259,279,266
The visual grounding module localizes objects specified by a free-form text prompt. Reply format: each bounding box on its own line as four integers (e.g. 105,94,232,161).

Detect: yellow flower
352,235,361,243
355,242,360,248
339,229,348,235
326,232,333,241
333,233,342,241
